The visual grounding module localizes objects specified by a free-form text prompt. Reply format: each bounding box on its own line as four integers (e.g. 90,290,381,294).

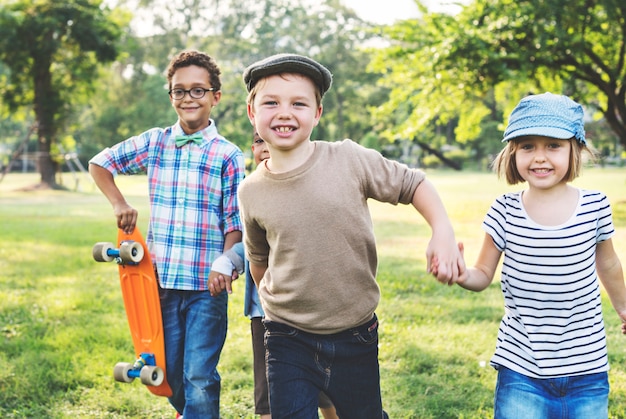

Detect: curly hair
166,50,221,92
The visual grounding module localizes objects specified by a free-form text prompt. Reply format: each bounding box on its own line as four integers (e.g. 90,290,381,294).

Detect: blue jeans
160,288,228,419
494,366,609,419
264,314,388,419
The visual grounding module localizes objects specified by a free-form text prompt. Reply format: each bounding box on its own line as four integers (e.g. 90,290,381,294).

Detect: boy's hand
430,242,469,285
208,270,239,296
426,234,466,285
113,203,138,234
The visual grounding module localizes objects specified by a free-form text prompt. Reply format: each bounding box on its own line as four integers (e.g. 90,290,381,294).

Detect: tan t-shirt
239,139,425,334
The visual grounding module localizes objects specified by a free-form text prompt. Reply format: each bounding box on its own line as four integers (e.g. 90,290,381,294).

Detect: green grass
1,168,625,418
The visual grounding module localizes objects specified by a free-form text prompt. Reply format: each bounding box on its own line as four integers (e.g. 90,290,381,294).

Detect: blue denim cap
502,92,586,144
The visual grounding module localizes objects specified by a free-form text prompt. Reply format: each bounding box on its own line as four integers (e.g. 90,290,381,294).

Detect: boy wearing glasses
89,50,244,418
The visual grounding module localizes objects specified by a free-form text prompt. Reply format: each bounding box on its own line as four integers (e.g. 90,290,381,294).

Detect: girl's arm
456,233,501,292
596,238,626,334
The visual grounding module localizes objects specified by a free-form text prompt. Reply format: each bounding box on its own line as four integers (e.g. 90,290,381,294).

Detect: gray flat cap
243,53,333,96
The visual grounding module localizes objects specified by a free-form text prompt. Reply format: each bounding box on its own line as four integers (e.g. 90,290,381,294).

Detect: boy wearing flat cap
232,53,463,418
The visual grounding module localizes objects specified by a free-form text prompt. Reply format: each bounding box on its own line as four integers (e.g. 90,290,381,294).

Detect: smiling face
514,135,572,190
247,73,322,154
169,65,221,134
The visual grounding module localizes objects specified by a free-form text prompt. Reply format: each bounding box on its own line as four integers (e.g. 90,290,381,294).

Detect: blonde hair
492,137,595,185
246,73,323,109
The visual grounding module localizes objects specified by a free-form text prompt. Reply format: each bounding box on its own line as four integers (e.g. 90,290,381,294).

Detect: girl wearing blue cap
453,92,626,418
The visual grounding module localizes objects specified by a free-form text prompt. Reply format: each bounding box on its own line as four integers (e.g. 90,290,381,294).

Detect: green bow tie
174,133,203,147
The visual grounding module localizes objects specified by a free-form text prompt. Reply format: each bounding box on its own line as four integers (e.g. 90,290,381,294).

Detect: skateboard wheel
140,365,165,386
119,241,144,263
113,362,135,383
92,242,115,262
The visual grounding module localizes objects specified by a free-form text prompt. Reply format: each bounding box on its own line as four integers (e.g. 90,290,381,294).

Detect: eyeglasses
168,87,215,100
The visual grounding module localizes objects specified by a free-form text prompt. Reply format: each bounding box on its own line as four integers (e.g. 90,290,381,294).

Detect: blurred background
1,0,625,189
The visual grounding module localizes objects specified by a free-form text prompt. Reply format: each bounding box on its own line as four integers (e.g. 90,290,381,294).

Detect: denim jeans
264,314,388,419
160,288,228,419
494,366,609,419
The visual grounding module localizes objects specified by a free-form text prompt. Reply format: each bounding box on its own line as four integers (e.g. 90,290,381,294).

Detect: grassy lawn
0,168,625,418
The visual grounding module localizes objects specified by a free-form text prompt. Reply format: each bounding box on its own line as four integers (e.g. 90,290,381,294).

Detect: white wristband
211,255,235,276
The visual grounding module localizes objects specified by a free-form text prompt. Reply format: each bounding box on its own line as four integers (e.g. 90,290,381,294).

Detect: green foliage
1,170,626,417
0,0,124,185
0,0,122,110
76,68,174,158
73,0,389,156
370,0,626,166
3,0,624,175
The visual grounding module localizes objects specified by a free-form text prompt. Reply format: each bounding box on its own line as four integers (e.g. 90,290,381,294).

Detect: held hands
113,202,138,234
208,269,239,297
428,240,468,286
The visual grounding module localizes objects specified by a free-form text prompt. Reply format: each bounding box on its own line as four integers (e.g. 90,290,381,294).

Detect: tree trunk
37,134,57,188
33,53,59,189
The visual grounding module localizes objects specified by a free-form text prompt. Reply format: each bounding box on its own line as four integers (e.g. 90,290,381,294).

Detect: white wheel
113,362,134,383
92,242,115,262
119,241,144,263
140,365,165,386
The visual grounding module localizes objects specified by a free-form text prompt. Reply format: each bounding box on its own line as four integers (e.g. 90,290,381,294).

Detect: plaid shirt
90,120,244,290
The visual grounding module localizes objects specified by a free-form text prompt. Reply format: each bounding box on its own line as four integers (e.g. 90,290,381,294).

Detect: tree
368,5,504,167
0,0,122,188
452,0,626,144
372,0,626,155
105,0,386,148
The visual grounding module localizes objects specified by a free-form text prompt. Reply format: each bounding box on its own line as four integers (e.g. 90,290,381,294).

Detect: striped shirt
89,120,244,290
484,189,615,378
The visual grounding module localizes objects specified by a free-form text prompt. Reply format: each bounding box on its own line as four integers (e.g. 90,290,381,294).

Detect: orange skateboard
92,227,172,397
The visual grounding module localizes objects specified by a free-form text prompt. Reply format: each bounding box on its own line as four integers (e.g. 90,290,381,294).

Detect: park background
1,0,626,417
1,168,625,418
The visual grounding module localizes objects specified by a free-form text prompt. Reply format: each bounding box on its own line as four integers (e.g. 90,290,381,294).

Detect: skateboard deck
92,227,172,397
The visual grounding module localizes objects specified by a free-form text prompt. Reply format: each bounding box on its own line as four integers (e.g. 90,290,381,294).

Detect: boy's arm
455,234,501,292
223,230,242,252
411,178,464,284
89,163,137,234
249,261,268,289
596,238,626,334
